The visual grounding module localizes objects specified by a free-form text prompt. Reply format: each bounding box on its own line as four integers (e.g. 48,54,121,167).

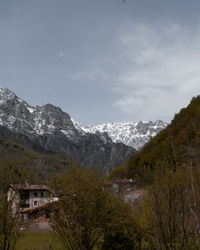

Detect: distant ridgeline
109,96,200,185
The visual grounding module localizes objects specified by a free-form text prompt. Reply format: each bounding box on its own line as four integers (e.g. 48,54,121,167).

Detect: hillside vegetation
109,96,200,184
0,126,79,183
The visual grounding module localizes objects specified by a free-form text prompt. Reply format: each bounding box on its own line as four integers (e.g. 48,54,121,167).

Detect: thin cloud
70,64,108,84
112,22,200,122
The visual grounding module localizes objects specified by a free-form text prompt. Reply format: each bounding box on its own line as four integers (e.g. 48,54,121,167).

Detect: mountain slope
74,120,167,150
109,96,200,184
0,125,78,182
0,88,134,173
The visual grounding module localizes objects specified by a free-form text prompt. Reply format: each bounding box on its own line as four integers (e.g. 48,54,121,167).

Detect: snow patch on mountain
0,88,77,139
74,120,167,150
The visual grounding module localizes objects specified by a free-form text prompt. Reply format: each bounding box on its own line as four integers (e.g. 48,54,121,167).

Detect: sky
1,0,200,124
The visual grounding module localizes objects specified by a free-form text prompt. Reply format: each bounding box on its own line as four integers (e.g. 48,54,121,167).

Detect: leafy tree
50,166,141,250
51,166,107,250
102,195,142,250
185,164,200,241
141,167,192,249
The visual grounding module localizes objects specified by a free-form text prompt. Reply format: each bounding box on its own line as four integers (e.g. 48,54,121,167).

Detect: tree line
2,159,200,249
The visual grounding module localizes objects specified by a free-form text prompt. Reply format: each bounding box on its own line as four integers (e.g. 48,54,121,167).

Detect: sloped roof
21,200,58,213
10,184,50,191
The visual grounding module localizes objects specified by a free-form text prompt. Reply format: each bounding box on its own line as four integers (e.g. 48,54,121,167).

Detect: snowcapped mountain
0,88,78,138
0,88,134,173
73,120,167,150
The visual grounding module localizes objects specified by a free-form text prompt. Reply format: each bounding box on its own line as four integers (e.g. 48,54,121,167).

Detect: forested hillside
109,96,200,184
0,126,78,182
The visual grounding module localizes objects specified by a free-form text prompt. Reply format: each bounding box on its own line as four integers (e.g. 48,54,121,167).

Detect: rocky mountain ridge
73,120,167,150
0,88,134,173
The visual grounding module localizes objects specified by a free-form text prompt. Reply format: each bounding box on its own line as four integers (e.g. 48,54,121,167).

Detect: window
113,183,119,193
46,210,50,218
34,192,38,197
34,201,38,206
41,192,44,197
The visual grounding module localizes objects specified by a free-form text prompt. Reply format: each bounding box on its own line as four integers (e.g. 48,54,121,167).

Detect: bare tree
0,159,27,250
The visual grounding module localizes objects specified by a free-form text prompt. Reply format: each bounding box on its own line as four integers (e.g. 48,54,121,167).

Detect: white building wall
29,190,50,207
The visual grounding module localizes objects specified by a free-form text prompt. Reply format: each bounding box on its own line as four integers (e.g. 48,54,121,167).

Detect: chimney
25,180,29,186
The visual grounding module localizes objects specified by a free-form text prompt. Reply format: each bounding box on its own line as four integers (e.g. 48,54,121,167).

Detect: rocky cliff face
0,88,134,173
73,120,167,150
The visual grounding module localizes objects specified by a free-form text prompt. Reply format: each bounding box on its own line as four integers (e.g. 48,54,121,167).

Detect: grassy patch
16,232,64,250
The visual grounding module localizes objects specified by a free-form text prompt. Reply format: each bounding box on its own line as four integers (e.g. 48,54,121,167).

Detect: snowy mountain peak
0,88,16,99
0,88,134,173
0,88,22,104
0,88,77,138
74,120,167,150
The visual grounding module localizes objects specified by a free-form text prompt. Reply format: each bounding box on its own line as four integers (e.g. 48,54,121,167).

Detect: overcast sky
1,0,200,124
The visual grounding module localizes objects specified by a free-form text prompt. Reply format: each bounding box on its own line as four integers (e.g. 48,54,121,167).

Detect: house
9,183,57,209
105,179,145,204
105,179,136,194
8,183,59,231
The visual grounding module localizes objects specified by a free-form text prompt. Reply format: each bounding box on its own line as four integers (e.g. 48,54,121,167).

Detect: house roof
21,200,58,213
10,184,51,191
